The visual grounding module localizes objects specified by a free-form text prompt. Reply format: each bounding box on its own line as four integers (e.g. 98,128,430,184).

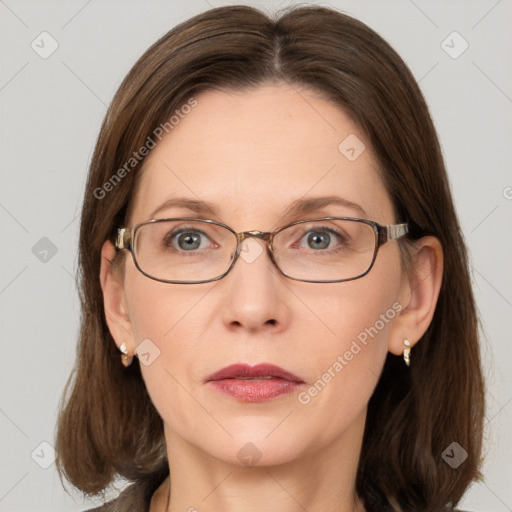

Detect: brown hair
54,5,485,511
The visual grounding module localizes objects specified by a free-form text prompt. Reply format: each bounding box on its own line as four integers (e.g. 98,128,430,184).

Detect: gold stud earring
403,339,411,367
119,342,133,367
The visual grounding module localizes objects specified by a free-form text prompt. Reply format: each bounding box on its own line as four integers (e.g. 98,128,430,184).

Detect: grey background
1,0,511,511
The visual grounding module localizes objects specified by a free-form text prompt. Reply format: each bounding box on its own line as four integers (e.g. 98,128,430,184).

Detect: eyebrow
148,195,367,222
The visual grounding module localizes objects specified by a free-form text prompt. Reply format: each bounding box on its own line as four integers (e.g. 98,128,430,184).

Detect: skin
100,84,443,512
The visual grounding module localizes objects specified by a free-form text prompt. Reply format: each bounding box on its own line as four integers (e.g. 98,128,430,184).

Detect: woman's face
118,84,407,467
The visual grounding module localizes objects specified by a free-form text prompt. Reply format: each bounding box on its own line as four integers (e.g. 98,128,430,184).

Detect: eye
297,227,348,251
303,230,333,250
164,228,212,252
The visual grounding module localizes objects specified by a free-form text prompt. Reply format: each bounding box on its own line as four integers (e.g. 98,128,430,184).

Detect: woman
54,5,484,512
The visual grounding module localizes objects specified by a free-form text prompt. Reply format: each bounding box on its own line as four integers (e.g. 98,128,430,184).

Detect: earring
119,342,134,367
403,339,411,367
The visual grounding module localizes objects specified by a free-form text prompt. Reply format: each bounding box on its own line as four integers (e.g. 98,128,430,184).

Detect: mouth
205,363,305,402
233,376,275,380
205,363,305,383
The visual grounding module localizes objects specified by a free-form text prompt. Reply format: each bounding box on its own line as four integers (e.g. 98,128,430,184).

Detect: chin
202,428,309,468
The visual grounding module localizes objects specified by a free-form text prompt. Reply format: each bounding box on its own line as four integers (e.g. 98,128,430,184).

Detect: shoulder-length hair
55,5,485,511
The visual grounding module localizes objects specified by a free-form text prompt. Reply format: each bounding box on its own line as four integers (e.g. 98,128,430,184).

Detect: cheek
123,263,209,343
124,276,213,433
300,288,394,390
126,298,212,383
302,259,401,361
294,255,402,418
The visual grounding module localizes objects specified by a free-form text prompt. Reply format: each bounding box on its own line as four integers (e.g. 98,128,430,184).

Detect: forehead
128,84,394,228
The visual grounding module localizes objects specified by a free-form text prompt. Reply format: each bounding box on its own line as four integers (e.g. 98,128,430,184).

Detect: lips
205,363,305,402
205,363,304,383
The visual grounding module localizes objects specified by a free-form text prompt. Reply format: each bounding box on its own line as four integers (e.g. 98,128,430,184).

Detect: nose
221,237,289,332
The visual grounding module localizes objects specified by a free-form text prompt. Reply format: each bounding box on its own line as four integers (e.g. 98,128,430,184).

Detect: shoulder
82,471,168,512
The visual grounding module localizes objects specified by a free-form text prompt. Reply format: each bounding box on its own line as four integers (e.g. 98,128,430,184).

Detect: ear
388,236,444,356
99,240,134,354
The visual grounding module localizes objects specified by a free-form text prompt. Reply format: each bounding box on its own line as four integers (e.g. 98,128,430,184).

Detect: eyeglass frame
115,216,409,284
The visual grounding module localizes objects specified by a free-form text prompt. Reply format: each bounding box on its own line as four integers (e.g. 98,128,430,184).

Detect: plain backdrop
1,1,511,511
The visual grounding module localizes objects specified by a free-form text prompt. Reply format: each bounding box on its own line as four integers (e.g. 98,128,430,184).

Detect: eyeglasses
115,217,408,284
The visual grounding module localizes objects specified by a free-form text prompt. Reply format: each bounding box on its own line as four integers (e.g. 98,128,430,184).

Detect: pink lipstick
205,363,305,402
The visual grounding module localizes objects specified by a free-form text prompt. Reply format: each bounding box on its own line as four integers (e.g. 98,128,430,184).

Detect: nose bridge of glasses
237,230,272,245
234,230,275,264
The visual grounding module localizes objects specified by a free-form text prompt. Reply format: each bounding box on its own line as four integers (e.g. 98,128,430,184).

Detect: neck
156,410,366,512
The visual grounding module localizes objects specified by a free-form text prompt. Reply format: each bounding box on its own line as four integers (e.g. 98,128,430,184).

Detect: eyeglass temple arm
378,223,409,245
115,228,131,250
